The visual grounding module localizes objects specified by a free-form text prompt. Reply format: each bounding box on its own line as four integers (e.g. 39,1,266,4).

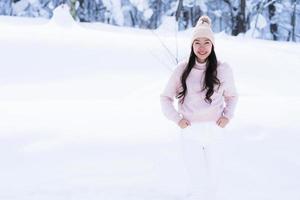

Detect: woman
160,16,238,199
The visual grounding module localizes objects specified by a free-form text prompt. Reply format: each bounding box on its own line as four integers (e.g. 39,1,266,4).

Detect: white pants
179,122,225,200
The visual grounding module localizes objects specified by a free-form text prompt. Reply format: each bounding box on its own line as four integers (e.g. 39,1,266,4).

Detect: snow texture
0,8,300,200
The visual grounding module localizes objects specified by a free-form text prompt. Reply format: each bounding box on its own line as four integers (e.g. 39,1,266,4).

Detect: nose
198,47,206,53
198,45,206,50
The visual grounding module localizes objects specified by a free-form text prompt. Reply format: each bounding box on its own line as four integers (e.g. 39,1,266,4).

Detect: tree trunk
291,0,296,42
232,0,246,36
192,5,202,27
268,0,278,40
175,0,183,21
129,10,135,27
223,0,234,35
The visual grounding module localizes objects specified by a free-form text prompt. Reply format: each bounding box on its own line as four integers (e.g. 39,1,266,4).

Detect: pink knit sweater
160,59,238,124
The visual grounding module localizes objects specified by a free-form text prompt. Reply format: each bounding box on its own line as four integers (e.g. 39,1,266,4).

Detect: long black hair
176,45,220,104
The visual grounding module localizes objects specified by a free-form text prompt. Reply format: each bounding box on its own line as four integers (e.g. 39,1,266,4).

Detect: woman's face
192,38,213,63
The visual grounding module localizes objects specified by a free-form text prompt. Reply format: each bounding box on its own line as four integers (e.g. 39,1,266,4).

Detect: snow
274,2,284,13
49,4,76,27
199,0,208,13
143,8,153,21
12,0,29,14
130,0,148,12
28,0,38,4
212,9,222,18
245,14,268,38
183,0,194,8
250,14,267,30
0,8,300,200
110,0,124,26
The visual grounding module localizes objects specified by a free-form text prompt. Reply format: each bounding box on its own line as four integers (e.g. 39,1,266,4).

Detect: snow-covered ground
0,6,300,200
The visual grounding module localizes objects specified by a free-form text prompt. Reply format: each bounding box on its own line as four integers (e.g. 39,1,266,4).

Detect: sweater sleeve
160,62,185,124
221,63,239,119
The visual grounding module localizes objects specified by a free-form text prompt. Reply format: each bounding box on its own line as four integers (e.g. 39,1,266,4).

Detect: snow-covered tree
0,0,299,42
0,0,12,15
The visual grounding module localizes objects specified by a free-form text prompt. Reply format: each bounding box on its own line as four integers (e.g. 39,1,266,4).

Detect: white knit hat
191,16,215,46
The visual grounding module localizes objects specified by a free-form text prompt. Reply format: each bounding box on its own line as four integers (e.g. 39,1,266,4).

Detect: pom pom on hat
191,15,215,46
196,15,212,27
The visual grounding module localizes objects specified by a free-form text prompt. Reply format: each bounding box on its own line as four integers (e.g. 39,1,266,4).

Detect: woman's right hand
178,118,191,129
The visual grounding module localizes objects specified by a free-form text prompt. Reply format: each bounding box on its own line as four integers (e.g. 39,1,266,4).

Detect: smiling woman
160,15,239,200
193,38,213,63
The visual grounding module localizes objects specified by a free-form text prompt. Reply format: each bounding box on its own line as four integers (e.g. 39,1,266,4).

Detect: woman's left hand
216,116,229,128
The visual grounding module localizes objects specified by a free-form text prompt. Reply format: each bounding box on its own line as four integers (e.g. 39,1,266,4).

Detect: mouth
198,52,207,55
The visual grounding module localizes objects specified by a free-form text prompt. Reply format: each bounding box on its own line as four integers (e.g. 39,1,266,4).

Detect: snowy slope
0,6,300,200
